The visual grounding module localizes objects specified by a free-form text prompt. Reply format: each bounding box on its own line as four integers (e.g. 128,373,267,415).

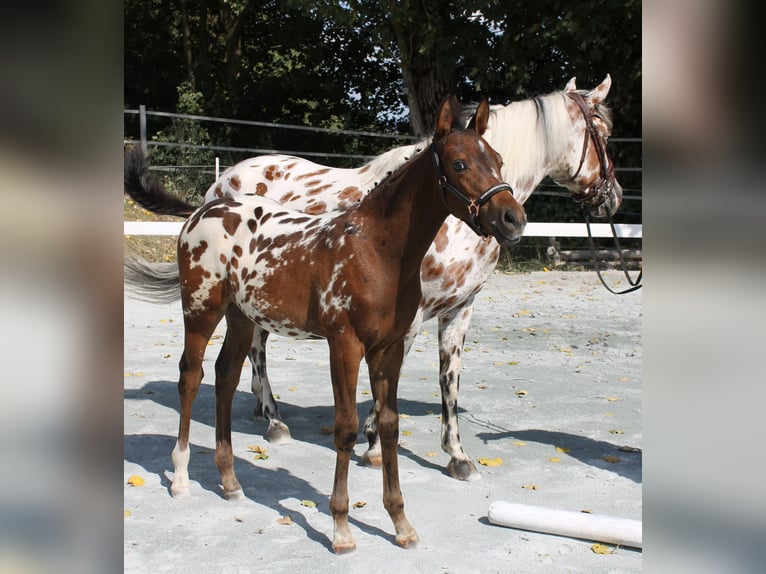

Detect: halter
430,143,514,238
566,91,616,209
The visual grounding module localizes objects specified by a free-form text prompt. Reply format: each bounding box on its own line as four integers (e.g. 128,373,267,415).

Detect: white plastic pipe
488,501,642,548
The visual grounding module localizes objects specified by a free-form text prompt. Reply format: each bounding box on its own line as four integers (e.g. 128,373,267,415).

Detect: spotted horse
125,76,622,482
124,97,525,552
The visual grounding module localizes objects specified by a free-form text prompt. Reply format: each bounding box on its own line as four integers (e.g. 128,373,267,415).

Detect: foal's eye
453,160,467,171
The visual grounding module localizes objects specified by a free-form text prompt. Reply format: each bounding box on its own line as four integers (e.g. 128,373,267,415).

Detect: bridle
431,142,513,238
568,91,642,294
566,91,616,209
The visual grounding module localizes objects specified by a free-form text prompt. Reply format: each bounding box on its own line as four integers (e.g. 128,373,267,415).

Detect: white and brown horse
124,97,525,551
125,76,621,481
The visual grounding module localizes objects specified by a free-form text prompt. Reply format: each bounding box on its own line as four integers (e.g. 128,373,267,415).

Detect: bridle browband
568,91,642,294
566,91,616,208
430,142,513,238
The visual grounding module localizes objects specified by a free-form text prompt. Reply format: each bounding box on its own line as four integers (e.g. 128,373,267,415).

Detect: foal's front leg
326,335,364,553
361,307,423,466
367,342,419,549
248,327,292,443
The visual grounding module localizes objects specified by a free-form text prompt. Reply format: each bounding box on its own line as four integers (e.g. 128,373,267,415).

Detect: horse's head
554,75,623,218
431,96,526,246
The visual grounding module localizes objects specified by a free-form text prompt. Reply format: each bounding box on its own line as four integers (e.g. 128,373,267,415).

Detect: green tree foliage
124,0,640,226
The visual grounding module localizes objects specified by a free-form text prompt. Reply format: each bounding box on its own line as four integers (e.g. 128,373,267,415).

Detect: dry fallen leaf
425,452,437,457
124,510,132,518
352,501,367,509
515,390,528,397
591,543,616,554
127,475,145,487
301,499,317,509
401,430,412,436
602,455,621,464
521,484,538,490
549,457,561,463
321,426,334,434
555,446,571,454
399,413,411,419
247,445,266,454
276,515,293,525
618,446,642,454
477,457,503,467
608,429,625,435
511,440,527,447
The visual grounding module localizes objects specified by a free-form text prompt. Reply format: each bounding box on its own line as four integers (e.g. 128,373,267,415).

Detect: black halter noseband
430,143,514,238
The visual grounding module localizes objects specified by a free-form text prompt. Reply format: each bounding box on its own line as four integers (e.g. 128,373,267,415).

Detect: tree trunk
179,0,195,89
387,3,455,138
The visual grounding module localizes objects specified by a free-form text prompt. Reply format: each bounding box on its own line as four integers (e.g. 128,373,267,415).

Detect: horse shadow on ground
123,432,394,553
475,428,642,483
124,378,461,451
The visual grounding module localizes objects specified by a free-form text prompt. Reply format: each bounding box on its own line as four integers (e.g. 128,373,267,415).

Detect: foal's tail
124,258,182,304
124,146,199,218
124,147,194,303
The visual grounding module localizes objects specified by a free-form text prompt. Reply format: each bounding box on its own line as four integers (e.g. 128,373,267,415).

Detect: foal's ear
467,98,490,136
434,95,459,140
586,74,612,105
565,77,577,92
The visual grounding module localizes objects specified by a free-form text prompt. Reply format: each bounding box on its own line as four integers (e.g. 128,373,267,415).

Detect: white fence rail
124,220,642,238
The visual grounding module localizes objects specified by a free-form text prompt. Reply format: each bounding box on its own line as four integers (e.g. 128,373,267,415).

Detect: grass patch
123,196,179,263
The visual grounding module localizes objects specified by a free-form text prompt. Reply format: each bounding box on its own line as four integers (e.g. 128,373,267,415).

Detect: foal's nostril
503,210,517,228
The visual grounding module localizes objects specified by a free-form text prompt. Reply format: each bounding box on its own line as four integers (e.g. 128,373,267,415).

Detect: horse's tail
124,146,198,218
124,257,182,304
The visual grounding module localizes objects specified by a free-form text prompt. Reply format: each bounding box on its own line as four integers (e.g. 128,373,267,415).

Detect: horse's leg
248,327,291,443
172,308,224,499
214,306,255,500
367,341,419,548
438,303,481,481
326,335,364,553
361,307,423,467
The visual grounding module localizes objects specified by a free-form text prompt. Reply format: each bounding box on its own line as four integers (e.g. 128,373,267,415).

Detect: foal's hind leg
248,327,292,443
214,306,255,500
172,308,224,499
438,304,480,481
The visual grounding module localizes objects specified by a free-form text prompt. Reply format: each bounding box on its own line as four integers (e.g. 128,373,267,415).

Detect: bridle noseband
566,91,616,209
431,143,513,238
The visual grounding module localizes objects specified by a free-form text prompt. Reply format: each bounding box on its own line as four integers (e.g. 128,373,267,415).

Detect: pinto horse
125,75,621,481
125,97,526,552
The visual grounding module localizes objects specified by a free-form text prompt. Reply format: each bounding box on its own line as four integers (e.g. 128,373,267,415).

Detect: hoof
265,421,292,444
447,458,482,481
360,449,382,467
170,484,191,499
331,539,357,554
395,531,420,549
223,488,245,501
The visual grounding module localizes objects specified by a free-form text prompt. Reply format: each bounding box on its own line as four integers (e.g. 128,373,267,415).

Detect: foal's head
432,97,526,246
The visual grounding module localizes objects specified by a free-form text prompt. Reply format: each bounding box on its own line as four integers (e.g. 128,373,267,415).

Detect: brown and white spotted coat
194,76,622,481
158,97,525,551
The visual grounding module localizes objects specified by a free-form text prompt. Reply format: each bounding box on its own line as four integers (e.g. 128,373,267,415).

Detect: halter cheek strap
431,143,514,238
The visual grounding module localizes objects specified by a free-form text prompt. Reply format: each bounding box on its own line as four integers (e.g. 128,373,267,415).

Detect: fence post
139,105,147,154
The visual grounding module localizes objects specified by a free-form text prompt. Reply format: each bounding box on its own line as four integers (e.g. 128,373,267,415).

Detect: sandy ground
124,270,642,573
